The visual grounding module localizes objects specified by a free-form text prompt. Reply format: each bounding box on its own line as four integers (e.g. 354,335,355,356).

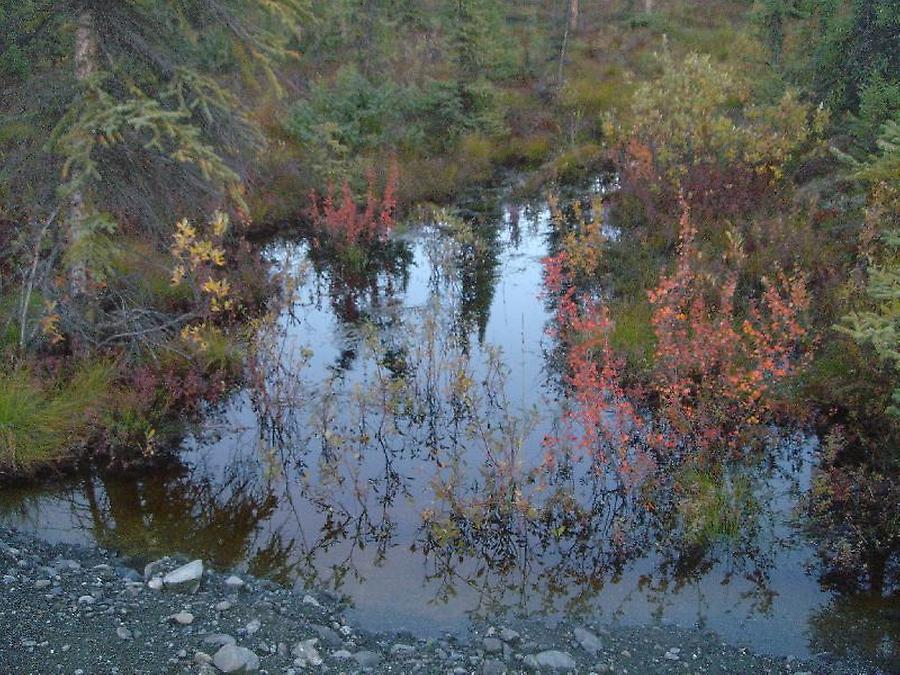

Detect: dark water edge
1,181,898,670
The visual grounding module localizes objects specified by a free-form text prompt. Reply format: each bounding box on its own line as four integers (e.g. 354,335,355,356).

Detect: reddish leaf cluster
543,201,811,491
307,161,399,249
543,252,659,491
647,202,811,461
617,139,777,236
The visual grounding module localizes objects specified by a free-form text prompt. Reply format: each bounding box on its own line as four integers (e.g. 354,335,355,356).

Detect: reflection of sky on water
1,188,896,668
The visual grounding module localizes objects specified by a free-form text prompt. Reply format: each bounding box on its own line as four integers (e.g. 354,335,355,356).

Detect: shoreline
0,525,868,674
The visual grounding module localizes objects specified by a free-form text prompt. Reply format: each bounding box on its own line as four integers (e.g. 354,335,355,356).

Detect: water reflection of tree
287,436,405,591
68,462,285,574
220,193,887,663
306,238,412,330
250,205,795,626
416,443,795,626
454,216,500,349
807,594,899,673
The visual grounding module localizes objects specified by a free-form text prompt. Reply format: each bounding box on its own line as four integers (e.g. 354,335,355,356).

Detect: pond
1,181,897,669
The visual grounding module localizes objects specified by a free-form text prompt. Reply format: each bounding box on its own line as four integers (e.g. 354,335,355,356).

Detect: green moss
609,299,655,371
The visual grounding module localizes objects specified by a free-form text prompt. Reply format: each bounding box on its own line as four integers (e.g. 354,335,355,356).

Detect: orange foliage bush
544,201,812,490
647,201,812,462
544,252,658,490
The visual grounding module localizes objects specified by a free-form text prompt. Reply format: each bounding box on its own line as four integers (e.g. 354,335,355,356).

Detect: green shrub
289,65,398,152
0,43,29,82
622,49,817,181
405,78,507,152
854,72,900,144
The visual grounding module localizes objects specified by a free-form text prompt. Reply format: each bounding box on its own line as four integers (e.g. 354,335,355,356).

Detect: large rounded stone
212,644,259,673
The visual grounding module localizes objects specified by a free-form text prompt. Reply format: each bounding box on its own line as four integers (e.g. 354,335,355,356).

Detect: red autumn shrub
544,201,812,489
680,162,774,224
544,252,660,491
647,202,811,463
615,140,777,241
307,161,399,249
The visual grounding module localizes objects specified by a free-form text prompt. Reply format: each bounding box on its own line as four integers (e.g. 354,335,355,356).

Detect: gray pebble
353,649,383,669
483,637,503,654
212,643,259,673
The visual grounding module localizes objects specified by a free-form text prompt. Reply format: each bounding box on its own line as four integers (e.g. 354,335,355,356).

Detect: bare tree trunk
644,0,654,13
69,11,99,297
19,209,58,350
558,0,578,86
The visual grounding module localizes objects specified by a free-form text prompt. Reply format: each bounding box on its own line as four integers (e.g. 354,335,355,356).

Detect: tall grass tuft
0,364,113,471
677,469,755,547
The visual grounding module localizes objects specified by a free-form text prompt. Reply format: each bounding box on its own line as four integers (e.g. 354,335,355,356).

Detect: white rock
163,560,203,593
203,634,236,648
225,575,245,589
353,651,382,669
523,650,576,671
194,651,213,665
244,619,261,635
291,638,323,667
147,577,163,591
573,627,603,656
499,628,520,643
391,643,416,655
301,594,321,607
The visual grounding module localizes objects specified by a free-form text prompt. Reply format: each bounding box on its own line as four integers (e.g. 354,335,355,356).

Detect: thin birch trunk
69,10,99,296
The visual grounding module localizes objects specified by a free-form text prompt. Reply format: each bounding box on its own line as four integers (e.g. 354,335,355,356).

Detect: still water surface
1,187,897,667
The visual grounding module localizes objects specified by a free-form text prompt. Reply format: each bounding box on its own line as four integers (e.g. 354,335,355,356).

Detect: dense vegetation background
0,0,897,590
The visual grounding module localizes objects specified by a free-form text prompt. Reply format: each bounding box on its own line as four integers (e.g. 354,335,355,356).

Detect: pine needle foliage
1,0,310,227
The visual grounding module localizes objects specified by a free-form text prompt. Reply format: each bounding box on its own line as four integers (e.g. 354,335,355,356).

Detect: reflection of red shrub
307,160,399,248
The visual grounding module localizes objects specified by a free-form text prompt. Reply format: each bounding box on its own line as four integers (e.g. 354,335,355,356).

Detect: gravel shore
0,525,874,674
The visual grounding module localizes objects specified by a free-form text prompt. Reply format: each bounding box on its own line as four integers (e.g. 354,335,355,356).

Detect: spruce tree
1,1,308,233
0,0,308,345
